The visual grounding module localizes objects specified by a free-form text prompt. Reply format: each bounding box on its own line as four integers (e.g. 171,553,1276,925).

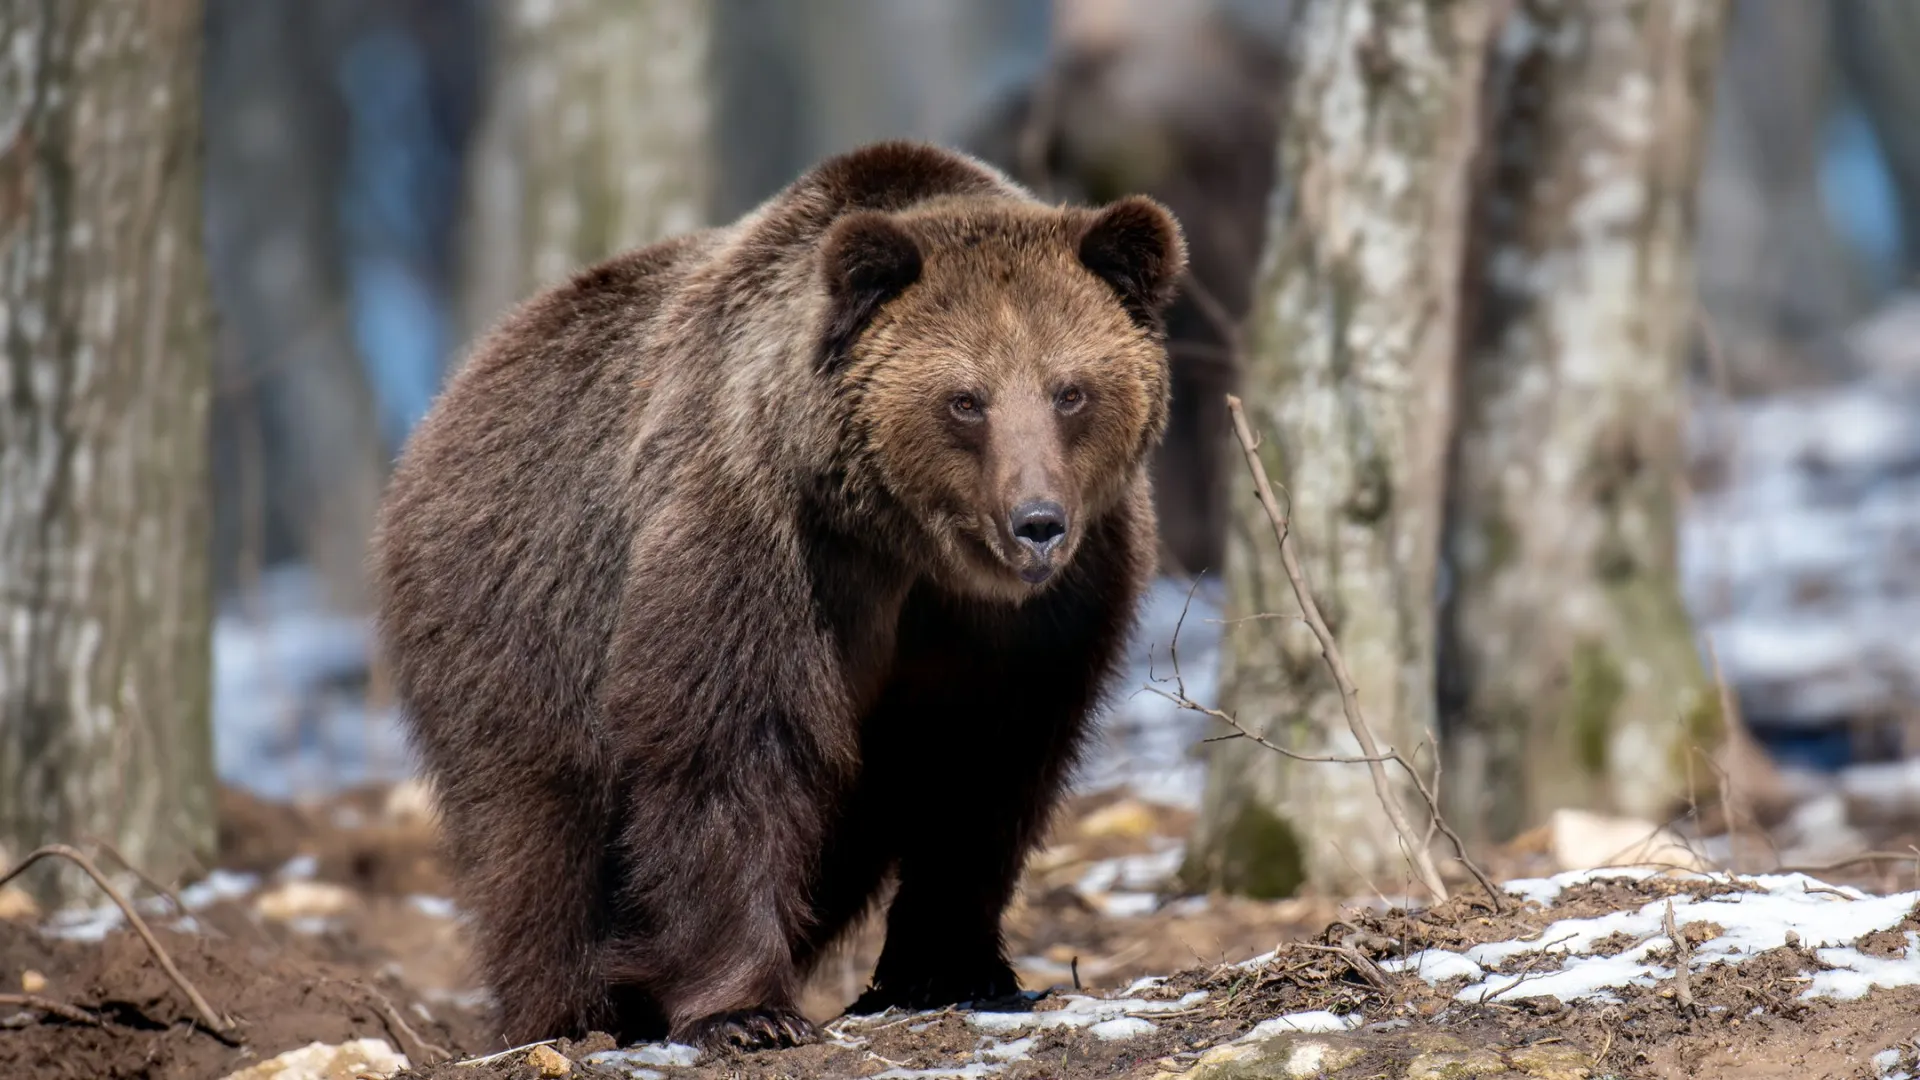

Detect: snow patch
1088,1016,1156,1040
1241,1010,1364,1039
964,991,1208,1034
585,1042,701,1074
1394,870,1920,1005
872,1065,1003,1080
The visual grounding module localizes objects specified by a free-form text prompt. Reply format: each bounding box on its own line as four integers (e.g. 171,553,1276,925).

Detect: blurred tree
712,0,1047,224
1438,0,1729,845
1187,0,1494,898
1691,0,1867,393
458,0,715,336
0,0,217,907
1832,0,1920,283
963,0,1286,580
202,0,391,614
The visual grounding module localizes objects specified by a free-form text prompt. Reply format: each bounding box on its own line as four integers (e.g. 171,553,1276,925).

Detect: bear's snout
1009,498,1069,582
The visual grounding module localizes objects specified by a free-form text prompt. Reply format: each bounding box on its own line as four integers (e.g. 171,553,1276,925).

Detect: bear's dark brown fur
371,141,1186,1052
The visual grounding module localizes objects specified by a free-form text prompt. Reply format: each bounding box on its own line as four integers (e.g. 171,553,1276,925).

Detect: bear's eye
1055,386,1087,414
948,393,984,420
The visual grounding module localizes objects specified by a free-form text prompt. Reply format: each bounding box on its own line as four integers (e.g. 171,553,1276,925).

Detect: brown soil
0,913,487,1080
4,783,1918,1079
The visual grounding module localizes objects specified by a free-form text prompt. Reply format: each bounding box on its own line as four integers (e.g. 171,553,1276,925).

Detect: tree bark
458,0,714,337
1188,0,1494,899
1438,0,1728,845
0,0,217,908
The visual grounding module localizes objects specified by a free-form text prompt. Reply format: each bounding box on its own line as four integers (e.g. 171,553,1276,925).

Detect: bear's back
373,229,720,764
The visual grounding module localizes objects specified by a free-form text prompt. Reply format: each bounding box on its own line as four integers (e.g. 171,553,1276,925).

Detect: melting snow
1241,1011,1364,1038
585,1042,702,1076
1381,869,1920,1005
1088,1016,1157,1040
964,991,1208,1034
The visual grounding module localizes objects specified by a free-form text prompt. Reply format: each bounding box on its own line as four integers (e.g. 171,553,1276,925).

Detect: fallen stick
0,844,233,1035
0,991,103,1026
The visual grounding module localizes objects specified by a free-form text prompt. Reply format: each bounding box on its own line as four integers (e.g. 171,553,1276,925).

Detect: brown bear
371,141,1186,1053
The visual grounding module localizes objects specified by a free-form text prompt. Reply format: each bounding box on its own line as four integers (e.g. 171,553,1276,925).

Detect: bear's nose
1010,500,1068,556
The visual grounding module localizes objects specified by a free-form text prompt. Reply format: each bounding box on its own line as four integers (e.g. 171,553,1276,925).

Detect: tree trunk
0,0,217,908
202,0,391,614
458,0,714,337
1187,0,1494,899
1690,0,1866,394
1439,0,1729,846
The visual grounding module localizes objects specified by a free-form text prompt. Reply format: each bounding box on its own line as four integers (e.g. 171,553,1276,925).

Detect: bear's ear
1076,195,1188,331
818,211,923,372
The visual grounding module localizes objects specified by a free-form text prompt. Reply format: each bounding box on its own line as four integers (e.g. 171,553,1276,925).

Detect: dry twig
84,833,187,917
1222,396,1447,900
453,1039,556,1067
0,845,233,1035
361,981,450,1065
1661,899,1694,1012
1296,941,1388,990
1219,396,1514,911
0,992,103,1026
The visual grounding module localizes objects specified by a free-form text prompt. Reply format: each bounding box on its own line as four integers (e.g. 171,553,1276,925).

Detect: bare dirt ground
3,782,1918,1080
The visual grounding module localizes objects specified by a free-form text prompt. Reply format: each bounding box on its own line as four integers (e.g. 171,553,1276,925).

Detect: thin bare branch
1224,395,1449,903
362,981,450,1065
0,992,102,1026
1662,899,1694,1012
0,845,233,1035
84,833,187,917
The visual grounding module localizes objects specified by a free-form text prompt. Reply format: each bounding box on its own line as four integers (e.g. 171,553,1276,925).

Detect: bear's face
821,195,1187,602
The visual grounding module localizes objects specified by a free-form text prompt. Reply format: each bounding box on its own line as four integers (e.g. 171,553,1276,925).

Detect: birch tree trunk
459,0,713,336
0,0,217,908
1187,0,1494,899
1438,0,1728,845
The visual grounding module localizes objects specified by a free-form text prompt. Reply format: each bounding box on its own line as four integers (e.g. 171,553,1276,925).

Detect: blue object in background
1821,98,1906,293
335,26,462,453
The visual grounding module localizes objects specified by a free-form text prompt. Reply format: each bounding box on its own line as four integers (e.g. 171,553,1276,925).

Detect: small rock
217,1038,408,1080
526,1043,573,1077
1077,798,1161,840
20,970,46,994
1405,1048,1506,1080
1280,1039,1366,1078
0,887,38,922
382,778,439,825
1152,1034,1364,1078
1507,1042,1592,1080
1548,809,1708,874
254,880,358,922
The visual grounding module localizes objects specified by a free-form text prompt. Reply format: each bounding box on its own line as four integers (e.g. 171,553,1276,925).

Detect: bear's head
819,192,1187,602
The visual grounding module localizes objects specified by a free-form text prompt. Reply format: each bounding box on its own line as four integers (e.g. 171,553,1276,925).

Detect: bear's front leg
605,759,832,1052
596,531,872,1052
845,843,1026,1015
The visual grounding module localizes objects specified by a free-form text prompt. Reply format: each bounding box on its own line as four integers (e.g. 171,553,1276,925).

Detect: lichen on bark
1438,0,1730,843
1190,0,1495,898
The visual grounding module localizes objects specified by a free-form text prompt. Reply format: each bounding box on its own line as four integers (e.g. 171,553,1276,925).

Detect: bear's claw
681,1007,817,1052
